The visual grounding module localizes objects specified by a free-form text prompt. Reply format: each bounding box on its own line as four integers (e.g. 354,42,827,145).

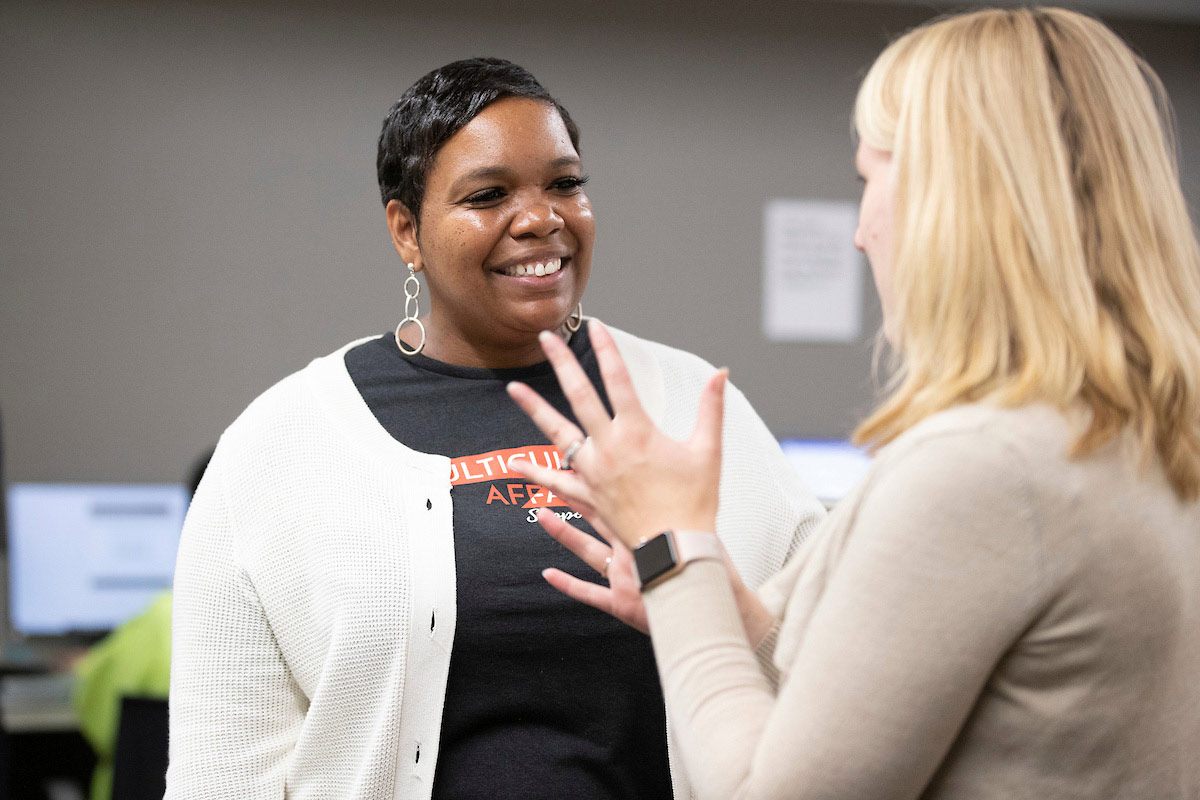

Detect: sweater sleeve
165,445,307,798
642,430,1042,800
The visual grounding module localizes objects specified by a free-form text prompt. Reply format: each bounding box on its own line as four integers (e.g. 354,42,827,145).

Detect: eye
551,175,590,193
463,187,505,205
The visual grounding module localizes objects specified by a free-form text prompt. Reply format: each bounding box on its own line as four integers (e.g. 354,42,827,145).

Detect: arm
643,435,1041,799
165,448,307,799
506,324,1039,798
535,507,777,644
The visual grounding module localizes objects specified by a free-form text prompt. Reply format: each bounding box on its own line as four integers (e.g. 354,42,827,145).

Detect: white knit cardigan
166,324,825,800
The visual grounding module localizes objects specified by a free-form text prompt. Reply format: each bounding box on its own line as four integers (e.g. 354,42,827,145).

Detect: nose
511,198,564,239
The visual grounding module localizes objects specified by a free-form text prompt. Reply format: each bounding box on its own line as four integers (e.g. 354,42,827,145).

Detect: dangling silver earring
564,302,583,334
395,263,426,356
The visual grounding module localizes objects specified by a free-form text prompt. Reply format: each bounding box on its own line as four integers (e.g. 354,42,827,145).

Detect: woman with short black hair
166,58,824,799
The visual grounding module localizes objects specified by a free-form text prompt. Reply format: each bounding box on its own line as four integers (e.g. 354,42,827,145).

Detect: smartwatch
632,530,722,591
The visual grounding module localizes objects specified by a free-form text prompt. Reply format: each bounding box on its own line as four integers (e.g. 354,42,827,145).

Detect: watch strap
633,529,722,591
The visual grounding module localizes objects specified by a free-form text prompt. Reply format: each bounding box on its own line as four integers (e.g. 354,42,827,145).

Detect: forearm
731,574,775,648
644,560,775,800
638,432,1044,800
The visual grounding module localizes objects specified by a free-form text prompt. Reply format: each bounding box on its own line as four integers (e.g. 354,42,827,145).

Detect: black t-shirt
345,328,673,800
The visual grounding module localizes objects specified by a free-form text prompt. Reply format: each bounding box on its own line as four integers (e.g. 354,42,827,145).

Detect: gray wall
2,0,1198,482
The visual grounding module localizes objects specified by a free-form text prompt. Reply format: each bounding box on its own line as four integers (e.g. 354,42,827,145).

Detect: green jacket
72,591,172,800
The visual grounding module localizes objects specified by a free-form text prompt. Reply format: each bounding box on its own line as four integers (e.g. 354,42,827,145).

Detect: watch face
634,533,677,586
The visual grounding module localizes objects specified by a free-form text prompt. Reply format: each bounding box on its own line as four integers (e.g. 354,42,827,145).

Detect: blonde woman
507,7,1200,799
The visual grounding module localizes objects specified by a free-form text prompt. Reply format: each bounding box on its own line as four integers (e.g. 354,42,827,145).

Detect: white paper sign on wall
762,199,863,342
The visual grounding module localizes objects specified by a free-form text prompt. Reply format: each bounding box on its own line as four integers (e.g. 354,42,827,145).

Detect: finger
588,320,644,418
508,458,596,511
542,568,613,614
537,331,612,436
506,381,586,451
692,367,728,456
537,509,612,576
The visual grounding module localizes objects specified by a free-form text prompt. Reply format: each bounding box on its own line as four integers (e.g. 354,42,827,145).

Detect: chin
515,300,576,333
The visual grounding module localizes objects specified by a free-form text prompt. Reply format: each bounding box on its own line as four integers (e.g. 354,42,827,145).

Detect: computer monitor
7,483,188,636
778,438,873,506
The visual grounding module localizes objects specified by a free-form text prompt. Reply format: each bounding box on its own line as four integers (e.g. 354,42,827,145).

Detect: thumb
692,367,728,457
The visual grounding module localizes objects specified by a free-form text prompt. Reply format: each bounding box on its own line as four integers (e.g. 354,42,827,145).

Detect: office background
2,0,1198,486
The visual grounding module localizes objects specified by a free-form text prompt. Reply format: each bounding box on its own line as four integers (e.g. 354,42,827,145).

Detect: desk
3,672,78,732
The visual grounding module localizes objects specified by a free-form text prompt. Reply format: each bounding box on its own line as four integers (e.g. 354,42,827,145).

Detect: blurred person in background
509,7,1200,798
72,448,211,800
165,58,824,799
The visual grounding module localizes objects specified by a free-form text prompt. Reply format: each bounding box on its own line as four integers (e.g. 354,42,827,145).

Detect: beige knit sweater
645,402,1200,800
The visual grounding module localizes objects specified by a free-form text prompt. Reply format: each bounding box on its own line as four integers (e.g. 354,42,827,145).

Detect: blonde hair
851,6,1200,501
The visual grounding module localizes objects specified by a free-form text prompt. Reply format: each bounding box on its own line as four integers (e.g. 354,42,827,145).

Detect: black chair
111,696,168,800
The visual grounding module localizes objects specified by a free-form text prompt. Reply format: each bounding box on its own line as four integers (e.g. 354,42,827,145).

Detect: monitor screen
7,483,188,636
778,439,873,505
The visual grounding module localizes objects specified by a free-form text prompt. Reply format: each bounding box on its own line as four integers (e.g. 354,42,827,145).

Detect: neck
398,317,572,368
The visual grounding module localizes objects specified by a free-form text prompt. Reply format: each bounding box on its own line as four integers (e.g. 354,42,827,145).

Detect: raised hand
505,319,726,550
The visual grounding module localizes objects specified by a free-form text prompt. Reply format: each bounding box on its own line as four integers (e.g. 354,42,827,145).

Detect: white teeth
502,257,562,277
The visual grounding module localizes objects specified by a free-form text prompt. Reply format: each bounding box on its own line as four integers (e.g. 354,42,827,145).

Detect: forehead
431,96,577,175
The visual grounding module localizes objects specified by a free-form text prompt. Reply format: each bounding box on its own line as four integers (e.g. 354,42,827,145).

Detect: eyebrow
450,156,583,192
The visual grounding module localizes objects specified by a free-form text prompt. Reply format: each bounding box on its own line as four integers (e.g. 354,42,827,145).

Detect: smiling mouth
497,257,564,278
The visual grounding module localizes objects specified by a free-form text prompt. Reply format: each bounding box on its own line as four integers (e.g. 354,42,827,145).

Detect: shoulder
599,320,771,438
858,403,1061,531
224,337,376,440
214,336,382,479
878,402,1066,481
599,321,725,434
602,322,718,381
197,336,407,544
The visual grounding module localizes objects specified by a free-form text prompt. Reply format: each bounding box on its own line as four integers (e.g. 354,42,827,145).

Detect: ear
386,199,422,271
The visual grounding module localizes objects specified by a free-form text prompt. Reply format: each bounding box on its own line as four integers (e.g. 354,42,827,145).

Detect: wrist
632,515,717,546
632,529,722,592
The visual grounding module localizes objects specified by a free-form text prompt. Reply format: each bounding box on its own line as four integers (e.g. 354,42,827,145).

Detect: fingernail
538,330,554,342
541,569,553,580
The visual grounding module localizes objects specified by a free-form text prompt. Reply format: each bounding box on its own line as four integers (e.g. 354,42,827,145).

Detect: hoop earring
564,302,583,334
395,263,426,356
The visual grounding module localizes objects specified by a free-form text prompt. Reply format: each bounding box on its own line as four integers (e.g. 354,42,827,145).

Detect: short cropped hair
852,7,1200,500
376,57,580,221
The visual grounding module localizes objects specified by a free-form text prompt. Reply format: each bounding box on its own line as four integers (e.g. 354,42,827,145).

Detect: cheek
428,216,495,259
860,191,892,252
567,203,596,250
858,191,893,303
859,193,877,242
